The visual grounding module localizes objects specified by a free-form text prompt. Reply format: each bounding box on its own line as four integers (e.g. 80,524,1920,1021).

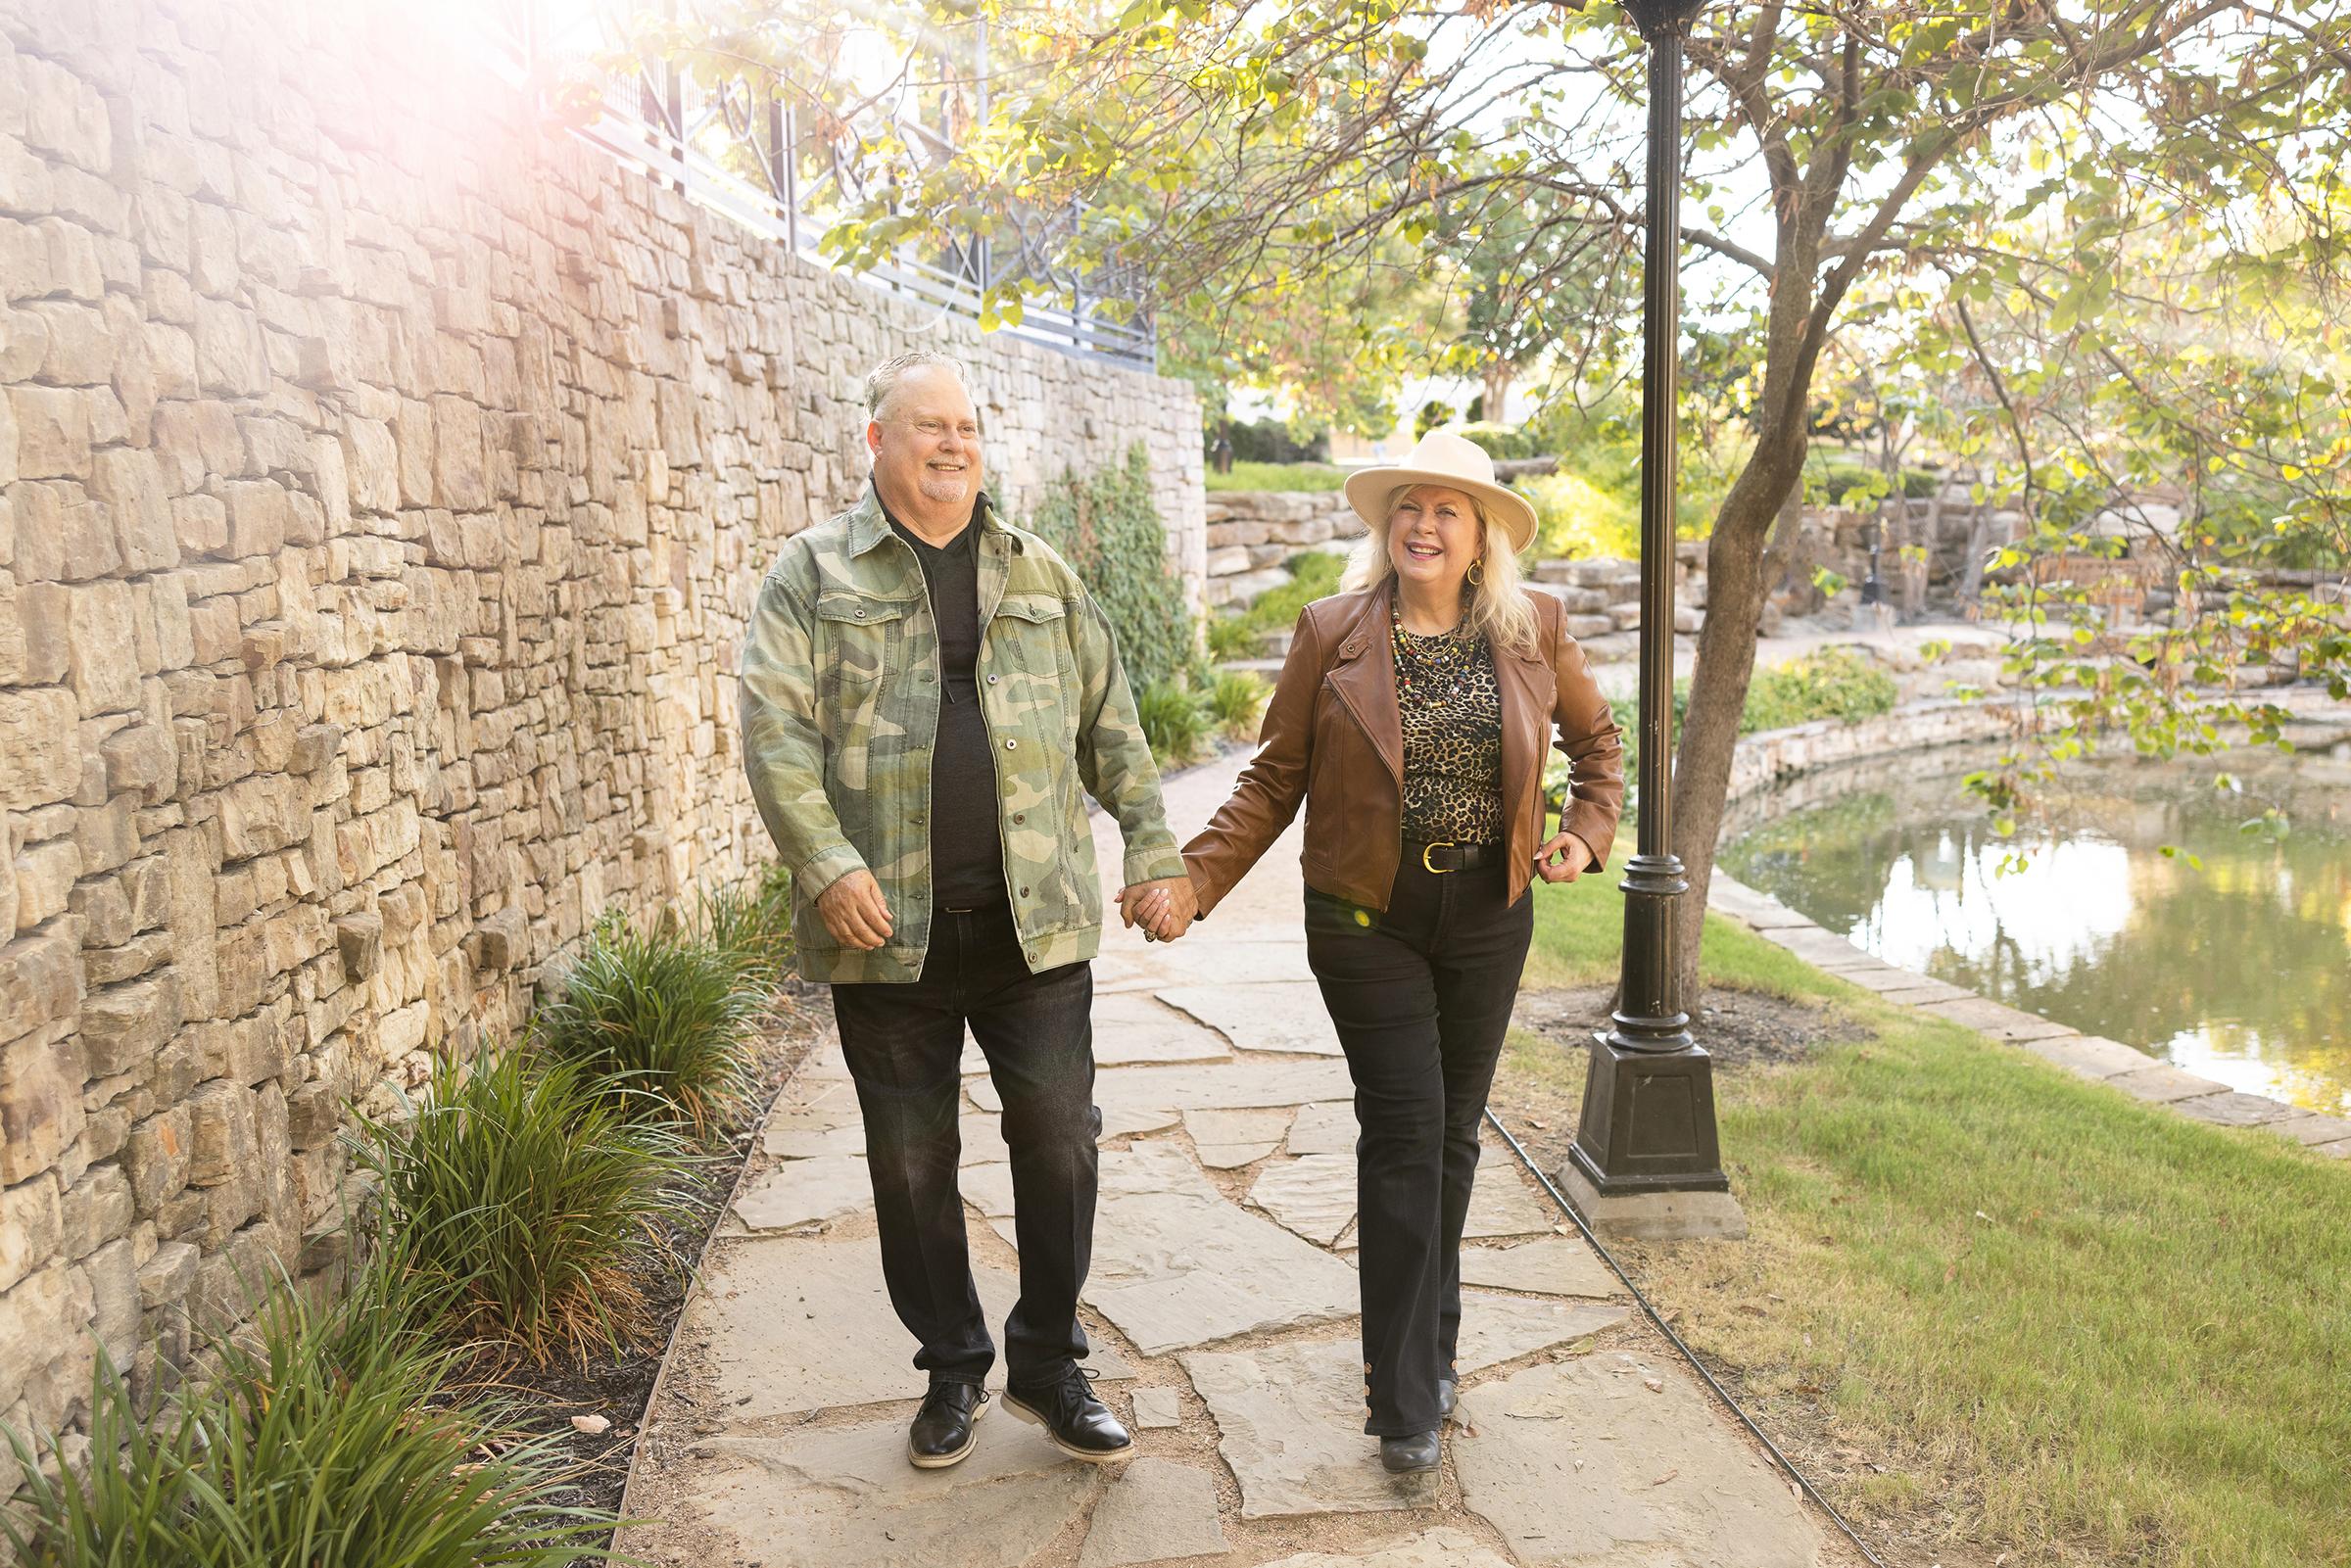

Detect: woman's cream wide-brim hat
1342,430,1540,553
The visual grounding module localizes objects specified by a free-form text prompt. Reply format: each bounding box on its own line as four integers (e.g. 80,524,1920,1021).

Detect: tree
645,0,2351,998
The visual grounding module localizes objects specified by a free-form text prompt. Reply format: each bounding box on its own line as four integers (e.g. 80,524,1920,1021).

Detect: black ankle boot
906,1378,988,1469
1436,1375,1458,1420
1002,1367,1133,1462
1380,1430,1441,1473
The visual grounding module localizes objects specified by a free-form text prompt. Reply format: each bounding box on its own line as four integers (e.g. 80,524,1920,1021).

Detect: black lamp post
1559,0,1741,1237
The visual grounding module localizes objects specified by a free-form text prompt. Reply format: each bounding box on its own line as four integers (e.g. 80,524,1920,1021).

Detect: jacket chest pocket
814,594,917,744
988,593,1078,739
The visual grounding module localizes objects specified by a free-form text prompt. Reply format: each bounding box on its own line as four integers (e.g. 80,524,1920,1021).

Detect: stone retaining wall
0,0,1201,1447
1203,490,1360,606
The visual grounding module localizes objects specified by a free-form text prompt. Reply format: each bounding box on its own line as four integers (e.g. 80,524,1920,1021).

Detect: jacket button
854,607,867,620
1020,886,1031,897
1012,813,1025,824
1004,737,1018,750
986,673,999,685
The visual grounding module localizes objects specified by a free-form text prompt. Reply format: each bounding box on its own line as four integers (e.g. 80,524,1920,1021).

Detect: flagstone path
618,753,1838,1568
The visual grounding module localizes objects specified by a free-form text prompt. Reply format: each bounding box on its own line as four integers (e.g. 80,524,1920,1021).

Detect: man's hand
1118,876,1199,941
816,870,893,950
1535,831,1597,884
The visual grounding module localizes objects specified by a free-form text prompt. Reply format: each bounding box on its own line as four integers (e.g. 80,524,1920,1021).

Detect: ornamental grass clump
687,860,795,993
363,1048,686,1368
534,914,762,1139
0,1247,617,1567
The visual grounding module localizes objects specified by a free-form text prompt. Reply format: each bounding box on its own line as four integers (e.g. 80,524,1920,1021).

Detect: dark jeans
831,901,1099,1390
1305,853,1534,1436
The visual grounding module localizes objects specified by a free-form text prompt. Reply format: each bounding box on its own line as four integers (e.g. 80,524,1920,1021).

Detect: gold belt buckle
1421,840,1458,874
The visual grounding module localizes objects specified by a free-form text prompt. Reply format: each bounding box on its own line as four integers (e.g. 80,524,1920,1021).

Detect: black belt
1407,839,1502,874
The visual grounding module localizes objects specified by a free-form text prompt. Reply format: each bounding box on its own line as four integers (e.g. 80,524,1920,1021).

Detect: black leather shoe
1379,1430,1441,1473
1002,1367,1133,1463
1436,1376,1458,1421
907,1378,988,1469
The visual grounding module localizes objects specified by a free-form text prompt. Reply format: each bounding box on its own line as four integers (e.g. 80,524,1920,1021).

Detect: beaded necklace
1390,601,1480,708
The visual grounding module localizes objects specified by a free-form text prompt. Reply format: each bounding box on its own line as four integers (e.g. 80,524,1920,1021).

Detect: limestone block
0,1173,62,1294
8,385,90,479
137,1239,198,1316
333,910,381,981
0,1264,90,1405
12,836,75,928
0,688,81,810
185,1079,259,1189
78,973,180,1079
0,1022,85,1184
99,722,174,796
121,1105,191,1214
220,480,289,557
58,1164,131,1262
19,56,111,175
65,577,137,714
469,903,524,972
0,927,78,1036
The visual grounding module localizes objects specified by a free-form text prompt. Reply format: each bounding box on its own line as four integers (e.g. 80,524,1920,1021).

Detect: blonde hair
1342,484,1541,658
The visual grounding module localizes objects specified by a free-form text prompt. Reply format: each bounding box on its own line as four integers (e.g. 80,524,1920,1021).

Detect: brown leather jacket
1183,581,1625,916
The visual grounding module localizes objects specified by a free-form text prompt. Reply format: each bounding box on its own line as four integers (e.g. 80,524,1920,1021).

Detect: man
740,351,1197,1470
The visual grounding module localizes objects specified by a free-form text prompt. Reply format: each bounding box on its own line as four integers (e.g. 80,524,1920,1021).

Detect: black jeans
830,901,1098,1390
1305,853,1534,1436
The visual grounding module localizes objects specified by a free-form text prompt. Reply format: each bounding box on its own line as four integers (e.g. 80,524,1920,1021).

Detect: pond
1719,722,2351,1117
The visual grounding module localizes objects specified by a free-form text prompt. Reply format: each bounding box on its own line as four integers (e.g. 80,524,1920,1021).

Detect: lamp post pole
1559,0,1743,1239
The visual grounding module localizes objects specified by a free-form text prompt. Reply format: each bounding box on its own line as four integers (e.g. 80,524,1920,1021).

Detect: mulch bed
483,983,830,1524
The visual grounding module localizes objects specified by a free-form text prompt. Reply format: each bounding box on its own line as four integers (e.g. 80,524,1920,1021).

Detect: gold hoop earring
1465,558,1485,587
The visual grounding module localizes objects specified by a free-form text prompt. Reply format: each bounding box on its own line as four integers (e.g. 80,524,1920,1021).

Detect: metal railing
472,1,1156,372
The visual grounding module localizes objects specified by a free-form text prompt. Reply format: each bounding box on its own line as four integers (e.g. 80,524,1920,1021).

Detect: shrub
363,1049,686,1367
1741,646,1899,732
1237,549,1347,634
1136,681,1213,766
1215,415,1329,465
689,860,794,992
1028,445,1196,693
535,915,761,1138
0,1254,616,1567
1205,671,1270,736
1205,614,1262,661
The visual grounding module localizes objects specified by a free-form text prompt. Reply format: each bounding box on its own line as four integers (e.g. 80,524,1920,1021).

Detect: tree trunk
1483,361,1514,425
1668,444,1804,1005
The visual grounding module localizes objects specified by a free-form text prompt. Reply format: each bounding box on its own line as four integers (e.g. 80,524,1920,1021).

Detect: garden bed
487,987,828,1526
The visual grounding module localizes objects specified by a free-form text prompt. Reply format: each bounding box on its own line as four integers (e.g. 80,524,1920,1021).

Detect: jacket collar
846,480,1004,557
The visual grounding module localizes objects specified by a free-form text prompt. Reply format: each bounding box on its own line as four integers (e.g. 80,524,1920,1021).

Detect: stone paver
2262,1110,2351,1146
1762,927,1880,971
967,1056,1355,1117
732,1154,872,1231
1459,1238,1622,1299
1128,1386,1182,1429
694,1234,1131,1419
1286,1099,1358,1155
1078,1457,1229,1567
2107,1062,2233,1103
1183,1105,1293,1167
1159,979,1344,1056
668,1420,1095,1568
1251,1154,1358,1244
1180,1337,1442,1517
2020,1032,2154,1079
2173,1090,2297,1127
1255,1529,1518,1568
1454,1352,1826,1567
1916,994,2079,1043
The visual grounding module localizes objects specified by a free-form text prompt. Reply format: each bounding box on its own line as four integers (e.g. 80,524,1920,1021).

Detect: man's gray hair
865,351,972,420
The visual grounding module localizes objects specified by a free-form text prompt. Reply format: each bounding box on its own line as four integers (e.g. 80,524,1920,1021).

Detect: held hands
1117,875,1199,942
816,870,893,950
1535,831,1597,885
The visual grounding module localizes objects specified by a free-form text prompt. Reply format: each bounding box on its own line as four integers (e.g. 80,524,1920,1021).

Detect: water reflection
1721,727,2351,1115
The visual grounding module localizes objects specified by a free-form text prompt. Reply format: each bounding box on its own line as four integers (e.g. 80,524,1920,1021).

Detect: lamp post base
1559,1031,1744,1240
1553,1156,1749,1242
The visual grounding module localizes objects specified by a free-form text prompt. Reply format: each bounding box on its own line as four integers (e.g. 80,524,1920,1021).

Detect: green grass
1205,670,1270,736
1204,459,1348,492
1137,679,1215,766
1516,859,2351,1567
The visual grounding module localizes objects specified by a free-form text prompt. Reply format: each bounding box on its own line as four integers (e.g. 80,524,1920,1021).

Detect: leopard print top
1391,607,1505,845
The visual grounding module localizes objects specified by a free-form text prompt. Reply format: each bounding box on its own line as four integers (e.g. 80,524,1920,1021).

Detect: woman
1136,430,1623,1473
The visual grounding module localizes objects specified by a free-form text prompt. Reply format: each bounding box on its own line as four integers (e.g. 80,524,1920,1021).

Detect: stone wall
1203,490,1360,606
0,0,1201,1446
